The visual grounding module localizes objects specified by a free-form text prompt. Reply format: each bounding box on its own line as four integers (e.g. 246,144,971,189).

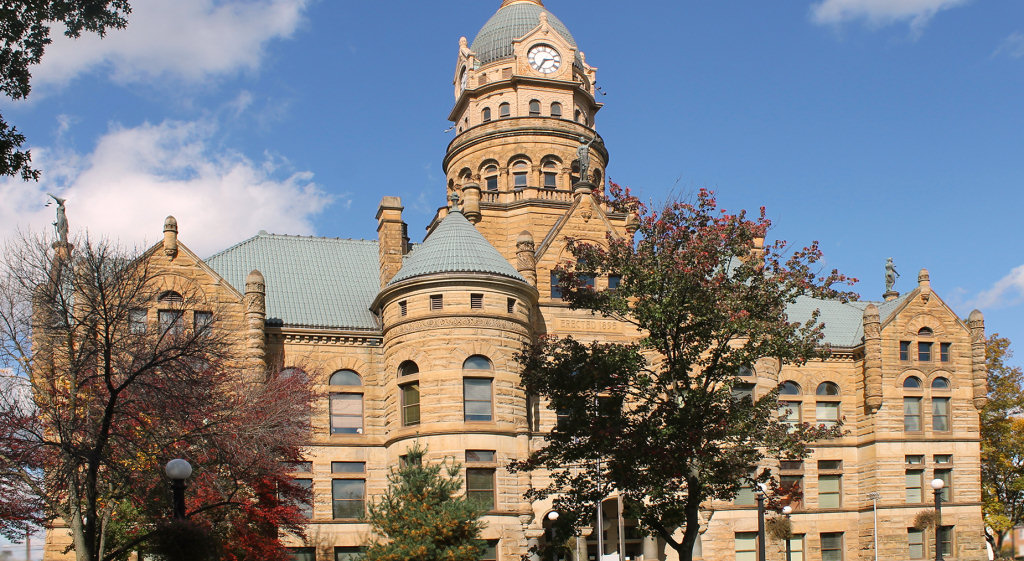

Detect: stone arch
152,273,210,304
388,347,429,381
322,357,371,386
506,153,533,168
905,313,946,336
928,370,954,390
899,369,927,389
456,341,515,374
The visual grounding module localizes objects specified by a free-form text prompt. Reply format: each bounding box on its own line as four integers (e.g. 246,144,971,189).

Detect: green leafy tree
363,445,486,561
981,334,1024,555
514,186,854,561
0,0,131,180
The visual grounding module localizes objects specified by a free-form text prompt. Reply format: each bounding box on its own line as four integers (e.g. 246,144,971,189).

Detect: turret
969,309,987,410
863,303,883,413
244,269,266,374
163,216,178,259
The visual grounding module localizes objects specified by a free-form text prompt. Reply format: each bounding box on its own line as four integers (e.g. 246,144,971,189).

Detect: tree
363,445,487,561
513,186,854,561
981,334,1024,555
0,1,132,180
0,231,312,561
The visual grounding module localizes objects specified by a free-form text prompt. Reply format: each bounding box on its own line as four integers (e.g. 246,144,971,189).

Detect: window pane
821,532,843,561
463,355,492,370
482,540,498,561
940,526,953,556
735,532,757,561
933,397,950,431
779,401,801,429
289,548,316,561
130,309,147,333
514,173,527,187
816,402,839,427
332,462,365,473
294,479,312,518
906,470,923,503
903,376,921,389
940,343,951,362
908,529,924,559
816,382,840,396
904,397,922,431
932,376,950,390
330,394,363,434
159,310,183,335
466,468,495,510
819,475,841,508
918,342,932,361
937,469,952,502
780,381,802,395
464,378,492,421
402,384,420,426
790,535,804,561
900,341,910,361
550,272,562,299
335,547,365,561
486,176,498,191
466,450,495,463
332,479,365,519
330,370,361,386
193,311,212,335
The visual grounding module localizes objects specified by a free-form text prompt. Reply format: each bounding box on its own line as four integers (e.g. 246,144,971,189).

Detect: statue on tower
47,193,68,244
576,136,597,183
884,257,900,293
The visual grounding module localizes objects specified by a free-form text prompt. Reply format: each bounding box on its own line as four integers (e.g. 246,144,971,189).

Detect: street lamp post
931,478,946,561
546,511,559,561
782,505,793,561
165,458,193,520
756,485,767,561
867,491,880,561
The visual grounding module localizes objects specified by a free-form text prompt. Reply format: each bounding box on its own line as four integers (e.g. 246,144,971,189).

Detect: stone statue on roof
885,257,900,292
577,136,597,183
48,193,68,244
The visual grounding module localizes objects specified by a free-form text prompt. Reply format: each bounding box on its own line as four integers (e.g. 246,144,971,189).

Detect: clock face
528,45,561,74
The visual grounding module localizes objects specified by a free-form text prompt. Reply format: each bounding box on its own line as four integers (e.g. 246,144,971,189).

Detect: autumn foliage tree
363,445,487,561
514,186,855,561
981,334,1024,555
0,232,312,561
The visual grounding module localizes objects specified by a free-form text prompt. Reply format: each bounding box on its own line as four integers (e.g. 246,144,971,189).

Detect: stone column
642,536,661,560
863,303,883,413
516,231,538,287
163,215,178,259
244,269,267,375
969,309,988,410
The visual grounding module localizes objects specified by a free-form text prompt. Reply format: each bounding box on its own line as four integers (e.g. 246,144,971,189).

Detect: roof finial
448,192,462,212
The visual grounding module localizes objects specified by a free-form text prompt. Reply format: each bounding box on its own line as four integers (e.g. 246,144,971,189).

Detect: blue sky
0,0,1021,368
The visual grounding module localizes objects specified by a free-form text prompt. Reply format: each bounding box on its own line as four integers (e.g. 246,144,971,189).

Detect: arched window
737,365,755,378
918,327,934,337
529,99,541,116
158,290,183,303
903,376,922,389
280,367,307,382
484,165,499,191
931,377,950,390
330,370,361,386
463,355,493,422
499,102,511,118
778,381,802,431
903,376,923,432
542,161,558,189
398,360,419,377
550,102,562,117
574,108,582,123
932,376,951,431
482,107,491,122
815,382,840,428
512,160,529,188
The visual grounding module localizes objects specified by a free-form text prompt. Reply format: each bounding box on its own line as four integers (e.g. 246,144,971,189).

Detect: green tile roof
205,233,381,331
786,291,912,347
388,210,526,286
471,2,581,66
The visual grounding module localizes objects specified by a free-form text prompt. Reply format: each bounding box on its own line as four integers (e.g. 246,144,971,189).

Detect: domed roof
388,210,526,286
471,1,579,65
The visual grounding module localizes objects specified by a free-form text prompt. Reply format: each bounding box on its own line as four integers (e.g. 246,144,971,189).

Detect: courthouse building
44,1,990,560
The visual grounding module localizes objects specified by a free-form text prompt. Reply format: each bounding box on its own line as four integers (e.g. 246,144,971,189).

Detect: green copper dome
471,1,579,65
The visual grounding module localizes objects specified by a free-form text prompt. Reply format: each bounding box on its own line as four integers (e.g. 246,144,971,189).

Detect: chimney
377,197,405,287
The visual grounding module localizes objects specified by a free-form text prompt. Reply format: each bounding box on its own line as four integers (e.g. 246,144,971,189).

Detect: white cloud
0,119,337,257
33,0,309,89
810,0,970,33
995,32,1024,58
963,264,1024,310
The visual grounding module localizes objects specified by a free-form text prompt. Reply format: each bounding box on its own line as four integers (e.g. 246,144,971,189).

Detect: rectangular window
734,472,756,506
486,176,498,191
514,173,527,187
908,528,925,559
789,534,805,561
287,461,313,473
482,540,499,561
818,460,842,471
904,397,922,431
335,547,365,561
900,341,911,361
936,468,952,502
906,455,925,465
935,454,953,464
932,397,950,432
399,454,421,468
918,341,932,361
818,474,841,509
580,274,595,290
466,450,496,463
330,393,363,434
129,308,147,334
608,275,621,290
779,401,801,430
430,294,443,310
550,272,562,299
732,383,755,403
820,532,843,561
544,172,557,188
158,310,183,335
331,479,365,519
735,532,758,561
780,474,803,507
471,293,483,309
816,401,839,428
193,311,213,336
399,300,407,316
294,478,312,519
332,462,366,474
402,383,420,426
780,460,804,471
507,298,515,313
905,469,924,503
939,526,953,557
940,342,951,362
466,468,495,510
288,548,316,561
464,378,493,421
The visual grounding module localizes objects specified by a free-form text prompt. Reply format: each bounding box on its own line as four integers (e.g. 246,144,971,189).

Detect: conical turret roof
471,1,579,65
388,210,526,285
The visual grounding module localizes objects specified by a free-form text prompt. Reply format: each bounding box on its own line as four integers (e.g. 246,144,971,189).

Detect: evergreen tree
363,445,487,561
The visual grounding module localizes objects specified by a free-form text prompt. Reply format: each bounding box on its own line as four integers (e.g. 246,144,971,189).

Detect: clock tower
441,0,629,301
